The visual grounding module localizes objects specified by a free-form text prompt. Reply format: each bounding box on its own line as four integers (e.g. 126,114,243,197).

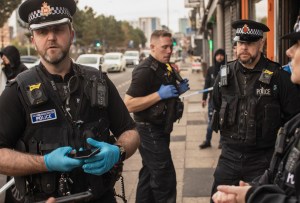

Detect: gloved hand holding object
44,147,83,172
178,78,190,95
157,84,179,99
82,138,120,176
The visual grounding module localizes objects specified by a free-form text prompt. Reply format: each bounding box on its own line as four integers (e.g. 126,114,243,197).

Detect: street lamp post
167,0,169,30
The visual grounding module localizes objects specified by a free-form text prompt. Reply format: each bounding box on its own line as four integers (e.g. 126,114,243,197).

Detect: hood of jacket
0,46,21,68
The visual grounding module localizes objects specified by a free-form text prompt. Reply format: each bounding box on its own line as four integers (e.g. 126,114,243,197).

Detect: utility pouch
174,99,184,121
41,173,57,194
227,97,238,126
219,101,228,129
210,110,219,132
246,99,257,144
14,139,27,197
262,104,281,139
145,100,167,124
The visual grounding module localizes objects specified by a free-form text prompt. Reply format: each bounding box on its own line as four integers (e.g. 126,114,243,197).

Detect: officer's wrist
116,145,126,162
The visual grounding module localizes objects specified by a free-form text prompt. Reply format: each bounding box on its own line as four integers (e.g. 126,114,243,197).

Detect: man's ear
31,36,37,51
259,38,265,52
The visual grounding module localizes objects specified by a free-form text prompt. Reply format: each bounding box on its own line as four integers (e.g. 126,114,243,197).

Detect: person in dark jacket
212,14,300,203
0,45,28,80
199,49,225,149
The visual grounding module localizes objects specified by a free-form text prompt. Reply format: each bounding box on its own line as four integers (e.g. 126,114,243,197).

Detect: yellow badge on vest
29,83,41,91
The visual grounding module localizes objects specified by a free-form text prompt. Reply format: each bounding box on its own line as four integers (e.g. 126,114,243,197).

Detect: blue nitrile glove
157,84,179,99
82,138,120,176
44,147,83,172
178,78,190,95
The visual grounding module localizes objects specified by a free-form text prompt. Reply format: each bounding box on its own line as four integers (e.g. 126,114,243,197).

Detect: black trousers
136,123,176,203
210,144,274,201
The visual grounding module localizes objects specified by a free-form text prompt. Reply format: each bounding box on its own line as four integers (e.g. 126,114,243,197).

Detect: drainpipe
216,0,224,49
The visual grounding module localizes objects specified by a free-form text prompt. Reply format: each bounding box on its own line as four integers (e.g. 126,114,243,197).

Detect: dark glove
157,84,179,99
178,78,190,95
82,138,120,176
44,147,83,172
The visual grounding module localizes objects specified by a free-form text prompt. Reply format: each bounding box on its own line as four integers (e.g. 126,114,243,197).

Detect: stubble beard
39,41,71,66
238,52,258,66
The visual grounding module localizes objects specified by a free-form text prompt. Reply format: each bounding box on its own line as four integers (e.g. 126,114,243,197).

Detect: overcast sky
77,0,191,32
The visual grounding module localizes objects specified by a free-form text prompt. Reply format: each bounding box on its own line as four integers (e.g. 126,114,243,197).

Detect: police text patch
31,109,57,124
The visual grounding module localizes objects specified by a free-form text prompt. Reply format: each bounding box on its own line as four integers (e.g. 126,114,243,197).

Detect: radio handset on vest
220,55,229,87
90,74,108,108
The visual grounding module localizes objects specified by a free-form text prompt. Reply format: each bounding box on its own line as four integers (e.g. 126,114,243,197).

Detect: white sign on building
184,0,200,8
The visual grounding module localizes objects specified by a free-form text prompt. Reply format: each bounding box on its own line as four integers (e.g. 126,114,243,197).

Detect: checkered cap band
294,16,300,32
28,6,71,23
236,28,263,37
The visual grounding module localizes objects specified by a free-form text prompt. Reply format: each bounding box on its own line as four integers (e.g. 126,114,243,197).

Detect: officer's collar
149,55,169,69
39,62,75,83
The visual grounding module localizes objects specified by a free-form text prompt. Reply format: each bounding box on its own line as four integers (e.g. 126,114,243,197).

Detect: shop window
249,0,268,24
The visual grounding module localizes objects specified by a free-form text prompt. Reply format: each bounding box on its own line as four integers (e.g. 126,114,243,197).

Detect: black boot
199,141,211,149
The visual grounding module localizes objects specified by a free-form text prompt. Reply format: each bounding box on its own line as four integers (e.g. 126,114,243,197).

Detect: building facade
139,17,161,48
200,0,300,66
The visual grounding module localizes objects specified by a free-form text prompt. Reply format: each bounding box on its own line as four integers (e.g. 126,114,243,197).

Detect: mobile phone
68,148,100,159
34,191,93,203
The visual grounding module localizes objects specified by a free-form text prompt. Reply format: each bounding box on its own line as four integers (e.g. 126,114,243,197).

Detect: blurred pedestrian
124,30,189,203
210,19,300,201
199,49,225,149
0,45,27,94
0,0,139,202
212,14,300,203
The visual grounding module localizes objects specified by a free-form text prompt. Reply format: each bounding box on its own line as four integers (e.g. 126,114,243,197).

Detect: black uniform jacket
212,54,300,150
247,113,300,203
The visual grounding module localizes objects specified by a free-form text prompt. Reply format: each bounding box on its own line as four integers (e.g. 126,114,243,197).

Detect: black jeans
136,122,176,203
210,144,274,201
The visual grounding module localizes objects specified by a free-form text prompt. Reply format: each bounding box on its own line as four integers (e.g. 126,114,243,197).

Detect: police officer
210,19,300,199
124,30,189,203
0,0,139,202
212,15,300,203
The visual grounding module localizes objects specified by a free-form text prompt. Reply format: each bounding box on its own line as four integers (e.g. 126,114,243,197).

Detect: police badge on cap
232,19,270,42
18,0,76,30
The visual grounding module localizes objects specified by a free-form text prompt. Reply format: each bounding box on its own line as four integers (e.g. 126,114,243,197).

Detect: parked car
102,52,126,72
123,50,139,67
76,54,104,70
20,55,40,68
139,49,151,62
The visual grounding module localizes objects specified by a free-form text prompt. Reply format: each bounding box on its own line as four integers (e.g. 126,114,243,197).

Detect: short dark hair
150,30,172,42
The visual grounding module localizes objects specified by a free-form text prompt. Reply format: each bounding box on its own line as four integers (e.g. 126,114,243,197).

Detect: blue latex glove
44,147,83,172
178,78,190,95
82,138,120,176
157,84,179,99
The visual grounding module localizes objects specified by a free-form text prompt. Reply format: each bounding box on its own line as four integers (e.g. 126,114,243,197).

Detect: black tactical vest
133,57,179,125
13,64,115,201
219,58,281,147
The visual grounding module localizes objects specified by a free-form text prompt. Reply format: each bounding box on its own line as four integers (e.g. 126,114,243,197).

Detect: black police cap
18,0,76,30
232,19,270,42
282,16,300,42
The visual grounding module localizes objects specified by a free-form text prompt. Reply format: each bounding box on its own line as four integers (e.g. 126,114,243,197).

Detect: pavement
0,60,221,203
115,61,221,203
